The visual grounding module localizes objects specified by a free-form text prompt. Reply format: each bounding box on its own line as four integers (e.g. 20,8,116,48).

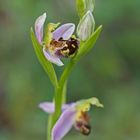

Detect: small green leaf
30,28,58,88
74,25,102,62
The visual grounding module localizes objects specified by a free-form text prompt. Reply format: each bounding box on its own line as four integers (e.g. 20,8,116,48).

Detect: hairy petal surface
35,13,46,44
53,23,75,40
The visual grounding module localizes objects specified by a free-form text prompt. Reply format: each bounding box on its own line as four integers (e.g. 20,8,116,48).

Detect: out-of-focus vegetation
0,0,140,140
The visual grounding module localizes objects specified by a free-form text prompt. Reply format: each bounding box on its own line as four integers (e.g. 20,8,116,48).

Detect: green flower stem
47,81,67,140
62,81,67,104
47,114,53,140
56,60,76,113
49,60,76,134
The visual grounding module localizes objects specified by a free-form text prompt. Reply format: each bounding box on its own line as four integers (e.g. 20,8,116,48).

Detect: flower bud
85,0,94,12
76,0,95,18
77,11,95,41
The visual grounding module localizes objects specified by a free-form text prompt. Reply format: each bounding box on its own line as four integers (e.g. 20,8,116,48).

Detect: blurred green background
0,0,140,140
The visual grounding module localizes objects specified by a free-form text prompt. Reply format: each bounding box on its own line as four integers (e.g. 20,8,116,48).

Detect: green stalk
47,60,76,139
62,81,67,104
47,85,58,140
53,60,76,125
47,114,53,140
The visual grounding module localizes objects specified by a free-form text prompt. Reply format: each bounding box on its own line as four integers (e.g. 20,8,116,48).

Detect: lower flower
39,97,103,140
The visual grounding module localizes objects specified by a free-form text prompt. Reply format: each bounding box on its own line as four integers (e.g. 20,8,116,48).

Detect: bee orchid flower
39,97,103,140
34,13,79,66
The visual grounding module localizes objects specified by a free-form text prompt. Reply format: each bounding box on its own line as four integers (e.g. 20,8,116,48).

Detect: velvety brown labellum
74,112,91,136
55,37,79,57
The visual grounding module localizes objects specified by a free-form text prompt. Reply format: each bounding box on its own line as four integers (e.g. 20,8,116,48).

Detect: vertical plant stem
52,60,76,125
47,114,53,140
48,55,79,138
62,81,67,104
47,86,58,140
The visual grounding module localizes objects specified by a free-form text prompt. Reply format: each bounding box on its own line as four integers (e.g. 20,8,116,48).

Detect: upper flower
39,97,103,140
34,13,79,66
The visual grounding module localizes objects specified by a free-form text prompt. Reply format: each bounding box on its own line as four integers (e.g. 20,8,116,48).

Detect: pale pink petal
35,13,46,44
39,102,74,114
52,106,76,140
53,23,75,40
39,102,55,114
43,48,64,66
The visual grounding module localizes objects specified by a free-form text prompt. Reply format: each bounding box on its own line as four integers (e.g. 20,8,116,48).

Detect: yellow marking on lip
62,49,69,54
65,44,68,47
72,44,76,48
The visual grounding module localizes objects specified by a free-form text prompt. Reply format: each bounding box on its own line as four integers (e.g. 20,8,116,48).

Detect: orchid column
30,0,103,140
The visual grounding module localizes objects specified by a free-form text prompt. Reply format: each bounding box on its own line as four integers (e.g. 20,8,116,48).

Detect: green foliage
30,28,58,88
